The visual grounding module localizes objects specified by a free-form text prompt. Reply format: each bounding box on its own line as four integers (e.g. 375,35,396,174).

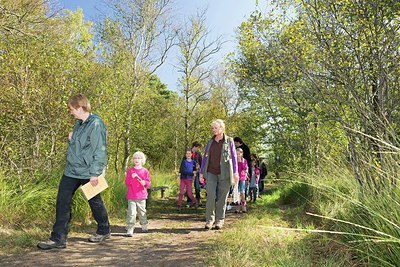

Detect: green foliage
0,172,58,227
278,182,311,207
205,182,355,266
0,5,98,181
231,0,400,186
0,170,177,226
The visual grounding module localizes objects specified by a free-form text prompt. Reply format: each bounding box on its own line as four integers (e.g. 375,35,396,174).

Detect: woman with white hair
199,119,239,230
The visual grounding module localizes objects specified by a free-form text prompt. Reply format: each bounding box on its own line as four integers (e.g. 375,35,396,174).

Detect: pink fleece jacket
238,159,248,181
125,167,151,200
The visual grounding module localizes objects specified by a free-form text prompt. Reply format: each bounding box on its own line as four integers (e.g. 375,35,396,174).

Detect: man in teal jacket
37,94,110,250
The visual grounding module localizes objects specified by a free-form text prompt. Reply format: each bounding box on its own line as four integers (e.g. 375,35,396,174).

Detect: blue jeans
50,175,110,243
238,180,246,193
249,186,257,201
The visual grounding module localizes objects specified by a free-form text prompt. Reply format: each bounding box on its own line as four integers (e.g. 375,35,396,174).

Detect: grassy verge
0,171,376,266
203,182,359,267
0,170,179,255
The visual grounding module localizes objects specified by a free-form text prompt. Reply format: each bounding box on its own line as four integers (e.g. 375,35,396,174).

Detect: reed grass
204,182,355,266
0,169,178,254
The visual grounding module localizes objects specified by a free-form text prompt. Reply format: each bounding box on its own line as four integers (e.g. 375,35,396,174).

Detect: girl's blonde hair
132,151,146,165
211,119,225,133
236,148,243,154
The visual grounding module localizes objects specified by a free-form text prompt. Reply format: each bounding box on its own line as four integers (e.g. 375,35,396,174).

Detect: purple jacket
200,134,238,178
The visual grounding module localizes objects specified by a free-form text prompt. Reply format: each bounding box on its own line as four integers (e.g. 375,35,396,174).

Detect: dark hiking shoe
37,240,66,250
88,233,111,243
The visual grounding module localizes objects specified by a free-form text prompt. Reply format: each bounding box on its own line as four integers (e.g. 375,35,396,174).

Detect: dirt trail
0,207,243,267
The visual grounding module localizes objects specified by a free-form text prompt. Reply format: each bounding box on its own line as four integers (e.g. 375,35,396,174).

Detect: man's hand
90,176,99,186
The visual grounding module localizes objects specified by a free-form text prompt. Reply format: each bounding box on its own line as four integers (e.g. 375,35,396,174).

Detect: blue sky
57,0,268,91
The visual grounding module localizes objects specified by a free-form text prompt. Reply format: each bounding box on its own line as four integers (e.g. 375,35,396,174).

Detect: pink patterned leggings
178,179,196,206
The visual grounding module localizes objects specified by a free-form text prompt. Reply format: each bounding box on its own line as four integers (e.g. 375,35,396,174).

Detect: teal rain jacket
64,114,107,179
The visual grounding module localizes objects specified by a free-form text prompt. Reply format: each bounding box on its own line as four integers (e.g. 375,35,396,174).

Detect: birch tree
98,0,176,172
176,9,223,147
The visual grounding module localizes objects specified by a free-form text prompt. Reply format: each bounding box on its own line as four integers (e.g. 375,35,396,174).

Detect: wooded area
2,0,400,265
232,0,400,189
0,0,251,180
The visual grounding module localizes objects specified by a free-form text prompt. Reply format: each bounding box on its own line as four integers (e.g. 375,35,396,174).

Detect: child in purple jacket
125,151,151,236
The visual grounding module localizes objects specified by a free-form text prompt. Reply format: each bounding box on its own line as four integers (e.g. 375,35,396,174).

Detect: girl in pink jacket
236,148,248,213
125,151,151,236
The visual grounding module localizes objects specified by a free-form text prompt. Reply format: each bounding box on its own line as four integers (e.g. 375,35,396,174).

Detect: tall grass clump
0,170,177,228
301,159,400,267
0,172,58,228
204,181,354,266
330,188,400,266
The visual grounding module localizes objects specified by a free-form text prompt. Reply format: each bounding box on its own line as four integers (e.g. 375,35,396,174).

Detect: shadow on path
0,202,242,267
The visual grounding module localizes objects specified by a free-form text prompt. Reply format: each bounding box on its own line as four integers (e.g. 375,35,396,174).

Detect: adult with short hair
200,119,239,230
233,137,251,170
37,93,110,250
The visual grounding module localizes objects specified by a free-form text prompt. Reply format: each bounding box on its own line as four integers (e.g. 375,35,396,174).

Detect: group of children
227,148,261,213
123,142,202,236
124,143,266,236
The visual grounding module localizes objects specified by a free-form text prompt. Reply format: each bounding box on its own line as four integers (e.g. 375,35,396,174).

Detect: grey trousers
127,199,148,228
205,172,231,225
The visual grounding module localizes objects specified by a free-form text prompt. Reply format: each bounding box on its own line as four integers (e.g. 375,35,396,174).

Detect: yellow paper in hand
81,176,109,200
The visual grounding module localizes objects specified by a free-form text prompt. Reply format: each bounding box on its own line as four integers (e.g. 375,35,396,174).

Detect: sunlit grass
203,182,355,266
3,167,394,266
0,170,179,253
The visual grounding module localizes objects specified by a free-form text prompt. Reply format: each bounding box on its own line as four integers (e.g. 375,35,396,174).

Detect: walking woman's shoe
204,222,213,230
213,222,223,230
126,227,134,237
